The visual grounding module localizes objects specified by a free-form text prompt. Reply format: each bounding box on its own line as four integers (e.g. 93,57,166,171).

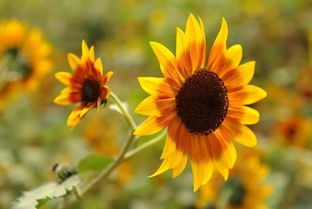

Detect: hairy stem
109,92,137,130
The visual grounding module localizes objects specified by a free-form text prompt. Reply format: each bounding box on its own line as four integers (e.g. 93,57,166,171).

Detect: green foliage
78,155,114,173
12,175,80,209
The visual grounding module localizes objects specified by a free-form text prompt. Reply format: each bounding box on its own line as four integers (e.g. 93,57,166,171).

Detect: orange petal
220,120,257,147
185,14,205,73
229,85,267,105
208,18,228,68
222,61,255,87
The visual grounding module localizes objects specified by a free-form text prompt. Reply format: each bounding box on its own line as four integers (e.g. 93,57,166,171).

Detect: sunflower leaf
78,154,114,173
12,175,80,209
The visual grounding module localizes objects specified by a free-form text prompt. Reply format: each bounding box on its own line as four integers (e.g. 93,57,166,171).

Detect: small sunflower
134,14,266,191
277,115,312,148
196,150,272,209
0,19,52,110
54,41,113,127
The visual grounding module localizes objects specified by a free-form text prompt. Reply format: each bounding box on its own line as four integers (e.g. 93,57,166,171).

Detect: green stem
81,131,136,194
73,186,81,199
124,131,166,160
109,92,136,130
59,131,167,209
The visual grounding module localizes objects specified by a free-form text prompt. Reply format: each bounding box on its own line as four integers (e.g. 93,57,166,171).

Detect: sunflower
134,14,266,191
54,41,113,127
196,150,272,209
0,19,52,110
277,115,312,148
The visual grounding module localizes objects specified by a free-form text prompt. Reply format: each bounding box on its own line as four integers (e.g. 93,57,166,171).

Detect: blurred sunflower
277,115,312,148
196,150,272,209
54,41,113,127
0,19,52,110
83,115,134,184
296,64,312,100
134,14,266,191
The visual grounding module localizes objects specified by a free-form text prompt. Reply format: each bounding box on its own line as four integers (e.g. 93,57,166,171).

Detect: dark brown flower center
175,69,229,135
81,78,101,103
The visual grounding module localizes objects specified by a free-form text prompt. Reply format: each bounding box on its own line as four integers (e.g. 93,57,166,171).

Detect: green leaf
78,154,114,173
12,175,80,209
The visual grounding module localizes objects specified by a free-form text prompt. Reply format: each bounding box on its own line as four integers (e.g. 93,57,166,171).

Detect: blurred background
0,0,312,208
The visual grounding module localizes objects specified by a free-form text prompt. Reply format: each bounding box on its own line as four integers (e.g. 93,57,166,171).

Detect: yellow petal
137,77,173,96
221,120,257,147
81,40,89,60
176,27,186,60
134,114,174,136
223,140,237,169
95,58,103,75
67,106,83,127
234,125,257,147
185,14,202,72
61,87,73,94
105,71,114,83
54,94,74,105
167,149,184,168
228,106,260,125
224,44,242,70
68,53,80,71
222,61,255,87
172,154,188,178
89,45,95,61
161,136,176,159
150,41,183,83
135,96,175,116
55,72,72,85
135,96,161,116
191,160,204,192
208,18,228,68
149,159,170,177
80,104,95,117
200,162,213,186
198,16,207,69
176,27,191,78
214,159,229,180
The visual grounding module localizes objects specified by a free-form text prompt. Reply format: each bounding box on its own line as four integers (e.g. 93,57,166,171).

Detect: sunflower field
1,0,312,209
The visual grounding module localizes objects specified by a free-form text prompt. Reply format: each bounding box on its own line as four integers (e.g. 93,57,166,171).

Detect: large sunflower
134,14,267,191
0,20,52,110
54,41,113,127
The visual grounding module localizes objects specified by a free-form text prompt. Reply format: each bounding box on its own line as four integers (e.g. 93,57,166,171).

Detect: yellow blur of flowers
0,19,52,110
54,41,113,127
134,14,266,191
83,115,134,185
196,150,272,209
